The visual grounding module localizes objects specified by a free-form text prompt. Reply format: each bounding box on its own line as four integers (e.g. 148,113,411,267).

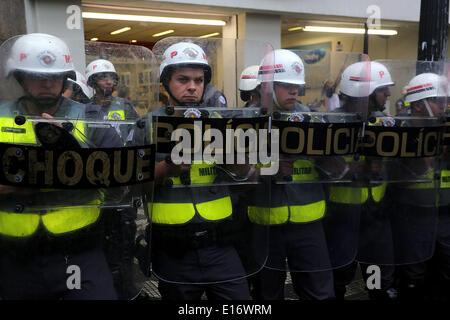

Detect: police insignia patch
382,117,396,127
184,108,202,118
38,51,56,67
291,62,302,74
183,47,199,59
111,112,122,120
288,113,304,122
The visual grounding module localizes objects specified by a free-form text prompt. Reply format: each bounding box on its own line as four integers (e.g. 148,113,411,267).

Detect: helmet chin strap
369,93,385,112
95,85,113,98
94,85,114,107
423,99,434,117
273,90,282,109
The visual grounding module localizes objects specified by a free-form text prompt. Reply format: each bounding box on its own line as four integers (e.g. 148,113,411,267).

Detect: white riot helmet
159,42,211,85
239,65,260,91
339,61,393,98
404,72,447,116
85,59,118,87
67,70,93,99
369,62,395,94
404,72,447,103
260,49,305,86
6,33,75,80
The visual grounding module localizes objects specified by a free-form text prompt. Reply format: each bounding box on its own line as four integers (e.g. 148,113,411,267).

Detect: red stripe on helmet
406,82,433,92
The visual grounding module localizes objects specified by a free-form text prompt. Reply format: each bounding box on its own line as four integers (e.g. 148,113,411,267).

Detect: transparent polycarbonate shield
436,62,450,250
0,35,157,300
440,111,450,249
85,41,159,117
85,41,158,299
149,36,273,284
356,59,446,265
263,50,370,272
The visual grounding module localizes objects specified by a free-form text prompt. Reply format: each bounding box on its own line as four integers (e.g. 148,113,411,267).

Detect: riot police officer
330,61,397,300
249,49,335,300
85,59,141,300
239,65,260,108
86,59,137,144
391,72,447,299
0,33,122,299
149,41,250,300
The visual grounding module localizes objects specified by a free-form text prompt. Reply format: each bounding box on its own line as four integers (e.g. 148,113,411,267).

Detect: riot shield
356,59,446,266
149,36,273,287
84,41,158,299
435,63,450,252
260,50,370,274
0,35,156,300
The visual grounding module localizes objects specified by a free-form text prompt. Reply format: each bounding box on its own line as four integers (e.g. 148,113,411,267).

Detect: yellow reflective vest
248,159,326,225
0,99,102,237
327,156,386,205
439,169,450,206
151,161,233,225
102,97,136,144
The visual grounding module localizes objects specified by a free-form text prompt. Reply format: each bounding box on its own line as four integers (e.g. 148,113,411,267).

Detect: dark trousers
153,244,251,300
333,262,397,300
251,267,334,300
333,262,358,299
421,206,450,300
252,222,335,300
102,206,139,300
0,245,116,300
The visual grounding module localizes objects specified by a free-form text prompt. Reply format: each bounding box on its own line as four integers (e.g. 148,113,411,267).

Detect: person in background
239,65,260,108
85,58,141,300
62,70,93,104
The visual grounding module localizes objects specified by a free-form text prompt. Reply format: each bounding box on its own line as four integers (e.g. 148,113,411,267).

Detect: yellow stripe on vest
151,196,232,224
152,202,196,224
196,196,232,221
248,200,326,225
0,199,101,237
0,212,40,237
328,183,386,204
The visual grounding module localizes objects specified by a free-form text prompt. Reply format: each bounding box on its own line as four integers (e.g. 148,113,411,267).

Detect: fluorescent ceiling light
83,12,226,26
152,30,175,37
110,27,131,35
368,29,398,35
199,32,220,38
288,27,303,32
303,26,397,35
90,37,99,41
131,40,137,43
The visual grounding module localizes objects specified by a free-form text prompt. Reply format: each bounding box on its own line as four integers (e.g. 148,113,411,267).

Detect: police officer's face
374,86,391,108
274,82,300,109
23,75,64,101
168,68,204,103
95,73,115,92
427,97,445,116
412,98,446,117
